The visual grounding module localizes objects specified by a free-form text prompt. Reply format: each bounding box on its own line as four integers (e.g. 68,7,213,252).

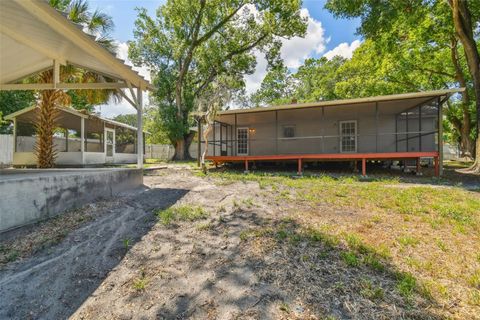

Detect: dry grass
0,201,114,267
207,170,480,319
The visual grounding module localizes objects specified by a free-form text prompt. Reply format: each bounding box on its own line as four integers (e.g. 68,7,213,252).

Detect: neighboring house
202,88,464,176
5,106,145,167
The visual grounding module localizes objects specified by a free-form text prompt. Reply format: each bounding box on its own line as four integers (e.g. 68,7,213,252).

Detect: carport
0,0,154,232
0,0,153,168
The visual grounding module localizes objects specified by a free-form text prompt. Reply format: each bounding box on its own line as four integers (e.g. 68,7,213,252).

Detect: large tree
447,0,480,171
129,0,307,160
325,0,479,161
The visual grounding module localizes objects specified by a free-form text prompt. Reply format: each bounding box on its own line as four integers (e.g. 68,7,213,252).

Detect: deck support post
353,160,359,173
416,157,421,175
297,158,302,175
361,158,366,177
244,159,249,173
434,156,439,177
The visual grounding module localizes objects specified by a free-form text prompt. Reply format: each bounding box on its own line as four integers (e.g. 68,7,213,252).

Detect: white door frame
339,120,357,153
236,127,249,156
105,127,115,162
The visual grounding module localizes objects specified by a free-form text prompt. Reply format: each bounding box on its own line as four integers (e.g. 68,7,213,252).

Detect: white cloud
280,8,326,68
244,8,327,96
243,51,268,96
95,42,151,118
323,39,362,60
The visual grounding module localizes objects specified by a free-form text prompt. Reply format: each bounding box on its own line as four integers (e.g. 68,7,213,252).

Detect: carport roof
218,88,465,115
0,0,152,91
5,105,139,132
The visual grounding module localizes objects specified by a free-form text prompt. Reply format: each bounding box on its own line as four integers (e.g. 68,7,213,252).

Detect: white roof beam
14,0,149,90
0,82,131,90
0,24,66,65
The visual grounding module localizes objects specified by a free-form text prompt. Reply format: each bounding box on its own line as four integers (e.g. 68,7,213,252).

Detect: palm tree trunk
36,89,59,168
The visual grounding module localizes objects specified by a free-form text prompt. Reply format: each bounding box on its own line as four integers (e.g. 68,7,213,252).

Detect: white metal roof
0,0,152,90
5,105,140,131
218,88,464,115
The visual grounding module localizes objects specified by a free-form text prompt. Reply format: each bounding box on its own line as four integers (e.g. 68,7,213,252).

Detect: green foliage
0,91,36,133
341,251,359,267
128,0,307,155
156,205,208,225
113,114,137,127
251,63,294,106
396,272,417,299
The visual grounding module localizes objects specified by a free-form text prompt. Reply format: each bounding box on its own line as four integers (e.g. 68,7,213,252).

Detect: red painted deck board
206,151,439,162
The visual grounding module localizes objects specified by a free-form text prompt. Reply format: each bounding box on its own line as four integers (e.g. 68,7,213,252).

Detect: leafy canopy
129,0,307,149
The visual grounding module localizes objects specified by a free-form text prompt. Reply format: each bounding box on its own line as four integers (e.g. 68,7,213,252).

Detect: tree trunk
173,132,195,160
36,90,58,168
449,0,480,172
450,37,474,158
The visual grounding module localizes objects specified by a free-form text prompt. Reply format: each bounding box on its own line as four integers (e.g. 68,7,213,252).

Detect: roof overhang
0,0,153,92
218,88,464,116
5,105,141,132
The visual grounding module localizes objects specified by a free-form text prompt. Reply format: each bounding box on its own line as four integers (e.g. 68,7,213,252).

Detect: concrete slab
0,168,143,233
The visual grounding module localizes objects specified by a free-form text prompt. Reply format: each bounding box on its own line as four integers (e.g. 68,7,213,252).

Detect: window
283,125,295,138
340,120,357,153
237,127,248,155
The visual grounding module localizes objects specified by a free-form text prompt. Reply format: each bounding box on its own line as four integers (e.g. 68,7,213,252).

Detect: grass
201,169,480,317
205,170,480,231
132,269,148,292
156,205,208,225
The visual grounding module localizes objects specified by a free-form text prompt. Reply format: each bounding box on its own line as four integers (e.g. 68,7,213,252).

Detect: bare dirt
0,166,476,319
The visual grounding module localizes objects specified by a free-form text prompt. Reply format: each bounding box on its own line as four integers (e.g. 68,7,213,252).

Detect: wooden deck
206,151,440,176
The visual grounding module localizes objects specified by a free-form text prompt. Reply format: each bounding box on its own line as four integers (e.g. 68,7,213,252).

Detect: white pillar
80,117,85,165
137,87,143,168
13,117,17,152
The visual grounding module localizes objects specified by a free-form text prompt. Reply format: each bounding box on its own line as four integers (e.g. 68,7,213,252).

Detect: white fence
145,143,199,160
0,134,13,167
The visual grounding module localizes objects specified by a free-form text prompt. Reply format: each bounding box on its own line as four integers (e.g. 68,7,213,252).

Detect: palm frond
67,0,90,25
89,9,114,34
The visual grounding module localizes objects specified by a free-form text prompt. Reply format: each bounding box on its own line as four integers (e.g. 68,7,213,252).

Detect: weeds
396,272,417,299
156,205,208,225
341,251,359,267
132,269,148,292
123,238,131,252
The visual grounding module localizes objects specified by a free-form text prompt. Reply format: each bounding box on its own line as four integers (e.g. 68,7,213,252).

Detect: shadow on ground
0,186,188,320
149,209,444,319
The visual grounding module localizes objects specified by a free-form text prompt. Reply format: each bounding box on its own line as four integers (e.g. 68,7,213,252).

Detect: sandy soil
0,166,476,319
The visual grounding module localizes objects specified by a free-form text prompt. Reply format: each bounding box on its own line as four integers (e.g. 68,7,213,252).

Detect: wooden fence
0,134,13,167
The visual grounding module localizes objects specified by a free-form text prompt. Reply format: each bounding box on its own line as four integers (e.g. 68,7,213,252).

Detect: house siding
206,98,438,157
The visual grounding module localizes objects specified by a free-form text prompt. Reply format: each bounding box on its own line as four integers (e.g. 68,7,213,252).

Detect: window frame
339,120,357,153
236,127,249,156
282,125,296,138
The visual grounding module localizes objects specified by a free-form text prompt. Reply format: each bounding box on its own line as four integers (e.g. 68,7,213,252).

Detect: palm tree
35,0,119,168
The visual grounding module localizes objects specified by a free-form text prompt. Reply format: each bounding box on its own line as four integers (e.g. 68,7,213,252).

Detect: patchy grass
203,169,480,318
156,205,208,225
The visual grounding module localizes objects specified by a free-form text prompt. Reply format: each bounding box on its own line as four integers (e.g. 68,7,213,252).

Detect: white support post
80,117,85,165
53,59,60,88
136,87,143,168
13,118,17,152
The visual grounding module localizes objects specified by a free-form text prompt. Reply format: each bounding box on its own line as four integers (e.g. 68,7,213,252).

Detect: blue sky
90,0,361,117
